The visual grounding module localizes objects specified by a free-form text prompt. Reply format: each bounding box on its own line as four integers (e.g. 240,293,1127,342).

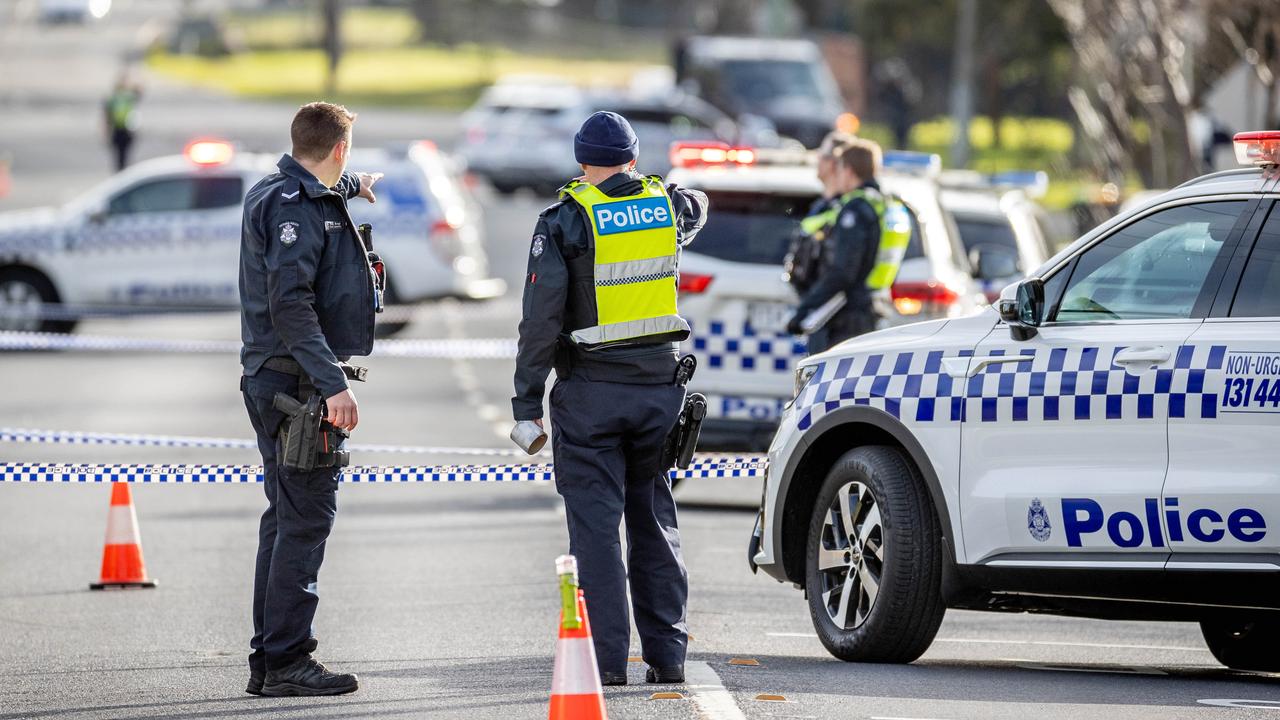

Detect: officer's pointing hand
325,389,359,432
357,172,383,204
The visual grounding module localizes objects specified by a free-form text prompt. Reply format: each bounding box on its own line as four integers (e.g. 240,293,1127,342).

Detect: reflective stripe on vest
840,188,912,291
559,177,690,347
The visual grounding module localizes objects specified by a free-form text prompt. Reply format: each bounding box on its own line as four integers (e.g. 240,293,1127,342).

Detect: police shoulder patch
839,209,857,229
531,233,546,258
279,221,300,247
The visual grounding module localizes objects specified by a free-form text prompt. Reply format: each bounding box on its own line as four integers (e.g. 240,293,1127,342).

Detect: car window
107,176,242,215
690,191,812,265
953,213,1018,256
1230,205,1280,318
690,190,922,267
1053,201,1245,322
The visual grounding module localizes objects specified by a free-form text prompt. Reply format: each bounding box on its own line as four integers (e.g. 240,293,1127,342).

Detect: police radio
360,223,387,313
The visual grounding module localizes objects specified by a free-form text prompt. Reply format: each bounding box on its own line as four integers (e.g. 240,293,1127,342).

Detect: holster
273,392,350,471
661,355,706,470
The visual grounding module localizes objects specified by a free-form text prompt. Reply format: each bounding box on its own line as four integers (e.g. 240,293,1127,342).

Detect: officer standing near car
785,131,854,298
512,111,707,686
787,137,901,354
239,102,384,697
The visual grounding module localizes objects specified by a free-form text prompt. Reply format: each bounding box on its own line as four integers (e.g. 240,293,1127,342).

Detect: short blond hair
835,138,882,180
818,131,857,160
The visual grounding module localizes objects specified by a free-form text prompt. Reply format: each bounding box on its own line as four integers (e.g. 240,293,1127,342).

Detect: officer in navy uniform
239,102,382,697
787,138,885,354
513,111,708,686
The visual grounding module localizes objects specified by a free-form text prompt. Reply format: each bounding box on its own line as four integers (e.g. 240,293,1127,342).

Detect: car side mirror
87,207,108,224
970,245,1019,281
997,278,1045,341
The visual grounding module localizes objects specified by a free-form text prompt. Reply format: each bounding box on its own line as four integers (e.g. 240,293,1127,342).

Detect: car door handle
1113,348,1170,365
943,355,1033,378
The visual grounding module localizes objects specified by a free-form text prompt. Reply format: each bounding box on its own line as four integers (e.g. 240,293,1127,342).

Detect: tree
1049,0,1280,187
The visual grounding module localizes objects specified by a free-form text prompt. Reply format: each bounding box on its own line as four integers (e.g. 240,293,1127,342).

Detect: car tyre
804,445,945,663
0,266,75,334
490,180,521,196
1200,616,1280,672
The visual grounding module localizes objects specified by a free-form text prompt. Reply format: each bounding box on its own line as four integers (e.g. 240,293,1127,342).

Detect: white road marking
934,637,1211,652
685,660,747,720
442,301,513,443
1017,662,1165,675
1198,699,1280,710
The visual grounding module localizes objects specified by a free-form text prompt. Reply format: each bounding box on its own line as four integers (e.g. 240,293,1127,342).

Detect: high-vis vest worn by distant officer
560,177,690,348
843,188,911,290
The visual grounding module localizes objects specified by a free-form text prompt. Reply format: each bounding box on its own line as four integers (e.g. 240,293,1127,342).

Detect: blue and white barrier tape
0,459,766,483
0,331,517,359
0,428,539,458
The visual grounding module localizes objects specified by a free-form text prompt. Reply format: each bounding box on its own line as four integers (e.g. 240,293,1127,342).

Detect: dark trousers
808,307,878,355
549,375,689,673
241,369,342,674
110,128,133,172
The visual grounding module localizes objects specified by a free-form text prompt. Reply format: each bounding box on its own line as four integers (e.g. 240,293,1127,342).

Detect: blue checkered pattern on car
687,319,808,373
796,344,1228,430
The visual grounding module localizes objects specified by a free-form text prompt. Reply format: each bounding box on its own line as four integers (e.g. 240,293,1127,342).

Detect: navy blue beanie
574,111,638,167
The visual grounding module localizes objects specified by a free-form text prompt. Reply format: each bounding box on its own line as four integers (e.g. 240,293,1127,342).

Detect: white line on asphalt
933,638,1211,652
685,660,747,720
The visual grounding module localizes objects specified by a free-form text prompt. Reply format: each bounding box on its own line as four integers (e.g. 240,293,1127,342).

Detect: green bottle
556,554,582,630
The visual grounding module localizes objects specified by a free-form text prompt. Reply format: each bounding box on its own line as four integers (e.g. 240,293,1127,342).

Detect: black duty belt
263,357,368,383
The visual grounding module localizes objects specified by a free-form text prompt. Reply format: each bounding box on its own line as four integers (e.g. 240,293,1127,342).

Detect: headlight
793,364,818,399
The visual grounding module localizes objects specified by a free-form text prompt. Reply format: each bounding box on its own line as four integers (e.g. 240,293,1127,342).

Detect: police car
939,170,1054,303
667,142,984,449
0,139,502,334
749,131,1280,673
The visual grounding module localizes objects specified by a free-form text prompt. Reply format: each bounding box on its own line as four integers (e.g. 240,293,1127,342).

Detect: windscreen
687,191,814,265
721,60,825,104
953,213,1018,254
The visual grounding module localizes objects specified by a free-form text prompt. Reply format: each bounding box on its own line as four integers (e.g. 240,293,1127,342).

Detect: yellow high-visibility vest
820,187,911,291
560,177,690,348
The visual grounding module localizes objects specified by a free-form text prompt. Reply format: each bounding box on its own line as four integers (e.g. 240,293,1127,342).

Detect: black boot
600,671,628,686
645,665,684,684
247,638,317,695
262,658,359,697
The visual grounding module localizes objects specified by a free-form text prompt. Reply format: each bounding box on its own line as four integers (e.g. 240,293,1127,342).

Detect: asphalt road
3,3,1280,719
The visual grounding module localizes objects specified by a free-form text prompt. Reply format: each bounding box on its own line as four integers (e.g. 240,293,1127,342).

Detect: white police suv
749,131,1280,673
0,139,502,334
666,142,984,449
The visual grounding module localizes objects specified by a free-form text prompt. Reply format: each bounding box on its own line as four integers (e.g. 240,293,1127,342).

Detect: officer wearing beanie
513,111,707,686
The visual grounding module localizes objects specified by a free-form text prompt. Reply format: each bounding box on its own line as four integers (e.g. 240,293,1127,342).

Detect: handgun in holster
360,223,387,314
273,393,350,471
662,355,707,470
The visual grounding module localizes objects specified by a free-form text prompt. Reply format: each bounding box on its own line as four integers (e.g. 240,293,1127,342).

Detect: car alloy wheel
0,276,44,333
815,480,884,630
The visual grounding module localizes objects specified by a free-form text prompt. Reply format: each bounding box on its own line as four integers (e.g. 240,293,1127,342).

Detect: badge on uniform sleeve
531,234,546,258
840,211,857,229
279,221,299,247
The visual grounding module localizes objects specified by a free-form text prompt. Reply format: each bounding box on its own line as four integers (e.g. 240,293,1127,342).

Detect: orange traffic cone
89,483,157,590
550,556,606,720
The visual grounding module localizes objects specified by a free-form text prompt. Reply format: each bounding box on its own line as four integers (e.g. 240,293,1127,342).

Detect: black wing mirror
997,278,1045,341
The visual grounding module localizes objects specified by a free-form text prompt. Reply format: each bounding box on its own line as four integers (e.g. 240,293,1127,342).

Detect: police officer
103,74,141,171
785,131,855,298
787,137,904,354
239,102,382,697
513,111,707,686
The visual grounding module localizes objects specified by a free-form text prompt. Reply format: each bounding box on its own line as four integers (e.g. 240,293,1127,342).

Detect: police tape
0,458,767,483
0,427,542,458
0,331,517,359
0,300,516,323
